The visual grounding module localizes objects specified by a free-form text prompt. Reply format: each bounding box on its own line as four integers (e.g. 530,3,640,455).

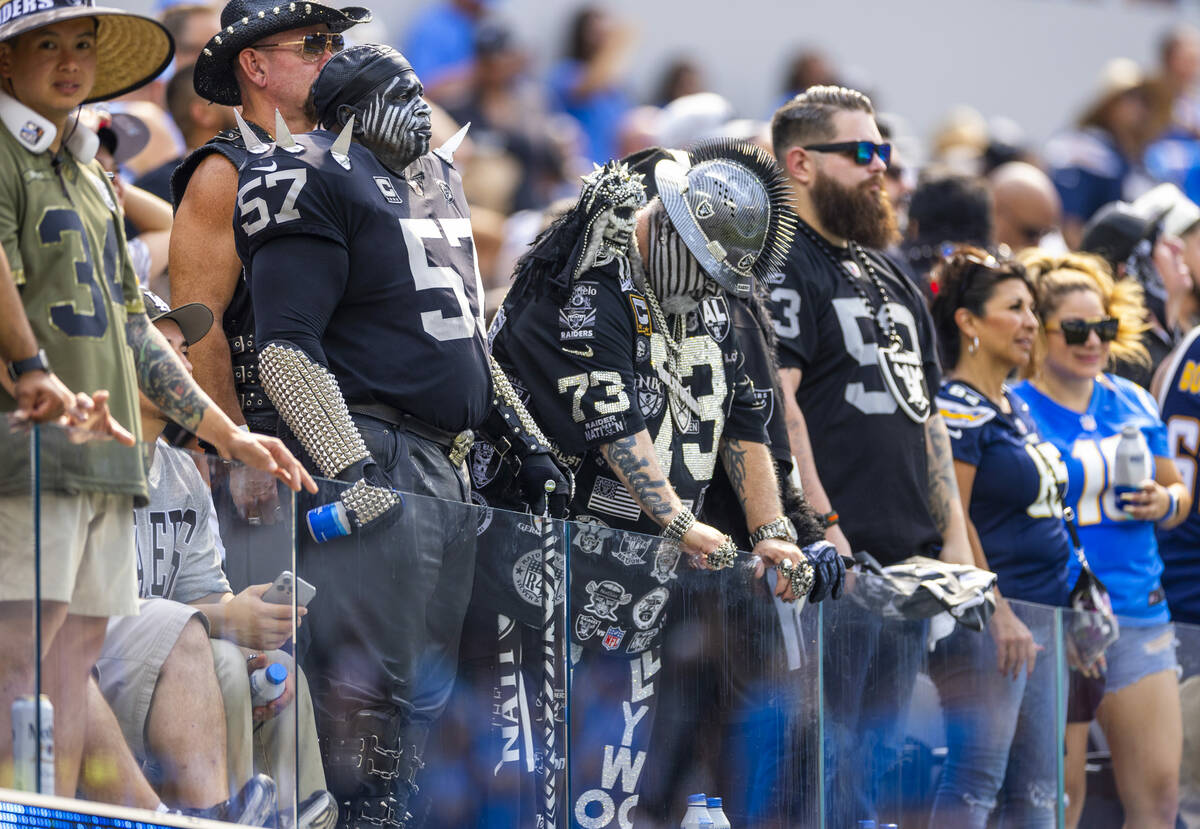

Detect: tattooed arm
718,438,785,534
598,430,724,559
925,413,973,565
124,313,316,493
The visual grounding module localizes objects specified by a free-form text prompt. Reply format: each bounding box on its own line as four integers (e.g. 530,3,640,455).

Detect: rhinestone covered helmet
654,139,796,297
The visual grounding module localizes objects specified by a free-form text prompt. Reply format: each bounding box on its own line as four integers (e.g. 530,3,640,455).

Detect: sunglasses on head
255,32,345,61
803,140,892,166
1046,316,1119,345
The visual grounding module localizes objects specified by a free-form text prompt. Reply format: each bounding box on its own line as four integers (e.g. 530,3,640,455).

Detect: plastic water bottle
249,663,288,706
12,695,53,794
1113,424,1151,502
706,796,731,829
681,793,714,827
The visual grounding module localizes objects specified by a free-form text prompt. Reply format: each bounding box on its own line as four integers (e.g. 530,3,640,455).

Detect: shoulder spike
330,115,354,170
432,122,470,165
235,109,269,155
274,109,302,153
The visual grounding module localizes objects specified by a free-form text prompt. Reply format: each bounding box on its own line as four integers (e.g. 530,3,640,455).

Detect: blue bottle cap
706,797,722,808
687,793,707,806
265,663,288,684
307,501,352,543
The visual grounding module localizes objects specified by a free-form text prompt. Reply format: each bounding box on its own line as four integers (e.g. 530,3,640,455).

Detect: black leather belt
229,334,255,356
348,403,474,466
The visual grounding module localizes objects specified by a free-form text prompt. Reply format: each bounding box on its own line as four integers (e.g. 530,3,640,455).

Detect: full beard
811,169,899,250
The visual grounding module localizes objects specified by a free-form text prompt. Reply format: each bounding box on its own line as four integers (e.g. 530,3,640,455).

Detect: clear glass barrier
821,576,1063,829
3,422,300,827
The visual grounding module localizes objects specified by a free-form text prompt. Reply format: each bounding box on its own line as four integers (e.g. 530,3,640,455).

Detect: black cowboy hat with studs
193,0,370,106
0,0,174,103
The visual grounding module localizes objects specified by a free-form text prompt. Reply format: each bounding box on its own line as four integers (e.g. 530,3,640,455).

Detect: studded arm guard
259,342,400,528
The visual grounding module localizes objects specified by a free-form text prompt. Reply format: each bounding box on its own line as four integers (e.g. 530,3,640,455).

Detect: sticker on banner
470,491,493,536
625,629,659,653
602,625,626,651
651,545,681,584
512,549,565,606
583,579,632,621
612,534,654,568
632,587,669,630
575,614,601,641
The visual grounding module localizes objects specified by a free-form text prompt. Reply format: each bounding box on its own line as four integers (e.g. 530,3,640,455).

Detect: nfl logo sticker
602,625,625,651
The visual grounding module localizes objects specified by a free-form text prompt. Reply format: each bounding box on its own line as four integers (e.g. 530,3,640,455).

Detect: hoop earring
967,336,979,355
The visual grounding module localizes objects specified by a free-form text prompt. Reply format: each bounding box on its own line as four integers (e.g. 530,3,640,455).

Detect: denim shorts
1069,622,1178,722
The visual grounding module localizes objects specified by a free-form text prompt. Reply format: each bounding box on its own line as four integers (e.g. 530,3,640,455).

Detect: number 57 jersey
232,129,492,433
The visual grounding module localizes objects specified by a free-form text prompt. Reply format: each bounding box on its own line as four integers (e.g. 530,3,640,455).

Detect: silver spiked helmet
654,139,796,297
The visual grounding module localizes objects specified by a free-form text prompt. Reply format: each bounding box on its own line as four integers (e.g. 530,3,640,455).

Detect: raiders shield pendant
877,341,931,423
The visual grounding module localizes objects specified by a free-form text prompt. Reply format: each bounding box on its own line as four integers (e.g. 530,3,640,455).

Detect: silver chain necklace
795,219,902,347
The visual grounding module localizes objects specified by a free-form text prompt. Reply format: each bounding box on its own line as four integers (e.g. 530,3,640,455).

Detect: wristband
662,509,696,542
1161,488,1179,524
820,510,839,529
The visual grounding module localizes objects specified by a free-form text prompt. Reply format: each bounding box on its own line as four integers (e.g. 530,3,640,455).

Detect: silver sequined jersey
489,259,768,537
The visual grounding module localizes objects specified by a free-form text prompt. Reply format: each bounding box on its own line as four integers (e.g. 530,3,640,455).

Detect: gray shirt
134,440,231,603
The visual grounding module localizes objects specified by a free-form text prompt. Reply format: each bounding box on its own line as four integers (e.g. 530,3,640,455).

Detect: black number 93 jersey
232,131,492,432
488,261,768,537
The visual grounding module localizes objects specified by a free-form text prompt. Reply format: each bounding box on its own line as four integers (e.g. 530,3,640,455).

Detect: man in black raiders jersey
767,86,974,826
231,45,566,829
479,142,835,828
171,0,371,524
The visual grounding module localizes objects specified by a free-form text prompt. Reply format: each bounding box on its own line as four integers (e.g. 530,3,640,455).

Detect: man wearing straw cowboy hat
170,0,370,527
0,0,315,798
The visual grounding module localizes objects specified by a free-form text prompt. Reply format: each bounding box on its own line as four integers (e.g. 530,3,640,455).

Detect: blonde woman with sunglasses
1013,251,1190,828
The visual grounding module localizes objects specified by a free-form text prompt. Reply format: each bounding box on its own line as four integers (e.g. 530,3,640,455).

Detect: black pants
291,414,476,739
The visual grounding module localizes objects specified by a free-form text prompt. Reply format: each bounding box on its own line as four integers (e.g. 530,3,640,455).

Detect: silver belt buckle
449,430,474,467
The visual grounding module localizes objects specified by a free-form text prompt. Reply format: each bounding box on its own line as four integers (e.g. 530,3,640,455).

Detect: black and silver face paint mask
646,200,717,315
356,72,432,173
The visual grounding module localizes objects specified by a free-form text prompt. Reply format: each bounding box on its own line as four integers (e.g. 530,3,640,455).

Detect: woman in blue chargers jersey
1014,251,1191,829
926,248,1071,828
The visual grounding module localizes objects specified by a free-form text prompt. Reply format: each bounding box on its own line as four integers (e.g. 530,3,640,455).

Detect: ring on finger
706,536,738,570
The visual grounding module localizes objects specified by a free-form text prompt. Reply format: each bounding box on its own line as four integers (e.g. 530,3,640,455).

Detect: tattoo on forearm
721,439,749,499
126,314,207,432
604,435,674,521
926,416,958,535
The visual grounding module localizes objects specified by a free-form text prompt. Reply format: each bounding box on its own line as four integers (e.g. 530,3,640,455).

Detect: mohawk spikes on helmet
686,139,796,280
654,138,796,296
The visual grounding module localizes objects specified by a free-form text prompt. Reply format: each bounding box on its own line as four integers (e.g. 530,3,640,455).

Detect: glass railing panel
822,573,1063,829
18,422,301,826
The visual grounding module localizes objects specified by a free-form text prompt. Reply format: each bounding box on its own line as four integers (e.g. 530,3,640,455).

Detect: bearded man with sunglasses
169,0,369,526
768,86,974,827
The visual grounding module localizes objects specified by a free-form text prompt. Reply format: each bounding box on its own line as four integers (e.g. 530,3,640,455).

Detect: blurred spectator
138,64,237,203
1147,26,1200,207
901,172,993,289
402,0,490,105
656,91,734,148
990,161,1064,255
931,105,989,175
877,114,917,234
614,104,663,158
91,111,174,296
982,115,1036,174
1045,58,1170,248
652,56,705,106
447,19,567,213
1015,251,1187,829
779,47,837,101
1081,198,1183,387
928,249,1067,828
160,1,222,66
549,6,633,164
